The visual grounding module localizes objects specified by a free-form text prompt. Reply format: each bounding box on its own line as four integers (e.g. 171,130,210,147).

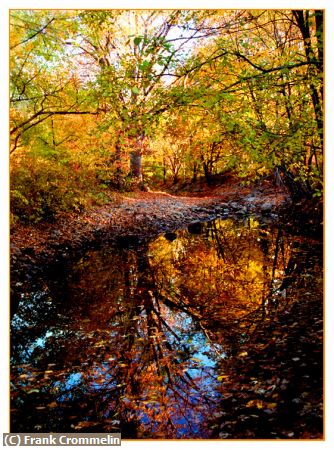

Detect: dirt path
11,181,287,252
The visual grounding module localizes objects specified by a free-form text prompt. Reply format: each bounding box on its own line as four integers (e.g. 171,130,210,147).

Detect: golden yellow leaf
47,402,58,408
217,375,229,381
246,399,265,409
266,402,277,409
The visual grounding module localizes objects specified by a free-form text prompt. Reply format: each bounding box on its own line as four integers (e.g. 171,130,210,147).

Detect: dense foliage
10,9,323,223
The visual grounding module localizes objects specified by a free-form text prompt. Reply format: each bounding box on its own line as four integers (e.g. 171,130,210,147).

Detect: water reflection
11,216,302,437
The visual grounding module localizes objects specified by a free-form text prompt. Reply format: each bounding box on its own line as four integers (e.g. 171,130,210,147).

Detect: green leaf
139,60,150,72
134,36,142,46
131,87,140,94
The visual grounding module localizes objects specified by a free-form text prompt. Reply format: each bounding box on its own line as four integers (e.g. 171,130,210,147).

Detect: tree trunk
162,157,167,183
203,163,212,185
129,134,144,183
201,156,212,185
130,150,143,180
315,10,324,101
293,10,323,150
192,163,198,182
115,140,124,189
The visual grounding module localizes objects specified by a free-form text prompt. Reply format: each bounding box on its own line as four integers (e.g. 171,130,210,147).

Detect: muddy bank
11,181,289,311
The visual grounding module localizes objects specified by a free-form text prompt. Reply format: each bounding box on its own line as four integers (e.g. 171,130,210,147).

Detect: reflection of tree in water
11,244,218,437
151,219,297,355
11,217,309,437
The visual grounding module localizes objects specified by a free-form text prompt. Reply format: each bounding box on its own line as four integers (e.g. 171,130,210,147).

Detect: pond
10,215,323,438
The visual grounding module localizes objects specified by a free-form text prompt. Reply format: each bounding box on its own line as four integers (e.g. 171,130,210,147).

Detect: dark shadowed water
10,215,322,438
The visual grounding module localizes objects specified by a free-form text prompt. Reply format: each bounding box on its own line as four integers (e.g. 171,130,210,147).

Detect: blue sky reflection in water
11,216,298,437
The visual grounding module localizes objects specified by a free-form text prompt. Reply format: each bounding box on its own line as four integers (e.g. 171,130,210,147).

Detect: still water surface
11,215,319,437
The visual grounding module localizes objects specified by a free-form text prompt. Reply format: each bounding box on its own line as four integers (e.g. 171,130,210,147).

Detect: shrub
10,154,115,224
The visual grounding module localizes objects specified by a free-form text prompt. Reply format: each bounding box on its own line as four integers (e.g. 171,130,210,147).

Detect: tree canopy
10,9,323,223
